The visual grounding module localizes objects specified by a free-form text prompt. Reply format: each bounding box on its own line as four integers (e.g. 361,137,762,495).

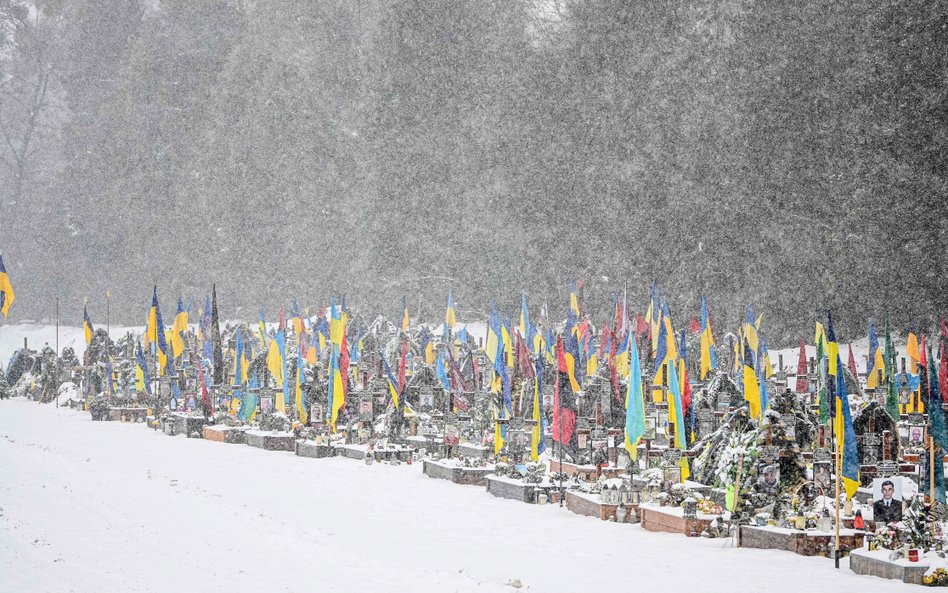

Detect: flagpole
834,431,841,569
55,297,59,408
106,290,111,341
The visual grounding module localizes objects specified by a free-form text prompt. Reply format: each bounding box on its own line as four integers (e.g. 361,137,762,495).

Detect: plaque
663,448,682,463
813,448,832,462
761,445,779,463
878,461,898,477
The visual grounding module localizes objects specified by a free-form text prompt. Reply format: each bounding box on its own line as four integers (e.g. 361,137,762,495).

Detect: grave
739,525,865,557
422,458,495,486
295,439,333,458
244,430,296,451
639,503,715,536
202,425,250,444
849,548,931,585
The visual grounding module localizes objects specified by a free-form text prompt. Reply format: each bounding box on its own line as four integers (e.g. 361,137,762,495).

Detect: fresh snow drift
0,400,915,593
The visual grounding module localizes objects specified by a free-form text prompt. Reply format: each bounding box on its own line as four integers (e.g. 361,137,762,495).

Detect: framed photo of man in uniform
872,477,903,524
908,425,926,447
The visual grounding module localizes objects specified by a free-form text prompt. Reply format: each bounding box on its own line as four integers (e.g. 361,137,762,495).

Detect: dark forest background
0,0,946,345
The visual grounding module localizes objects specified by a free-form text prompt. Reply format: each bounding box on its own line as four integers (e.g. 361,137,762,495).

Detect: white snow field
0,400,915,593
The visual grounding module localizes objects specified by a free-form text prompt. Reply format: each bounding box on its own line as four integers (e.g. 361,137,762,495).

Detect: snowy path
0,399,914,593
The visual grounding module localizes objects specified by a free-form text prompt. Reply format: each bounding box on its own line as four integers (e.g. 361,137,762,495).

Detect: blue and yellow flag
666,361,690,481
401,297,410,332
105,351,117,396
742,336,762,419
624,333,646,459
171,297,188,358
699,294,716,380
83,305,95,344
135,341,151,395
866,318,886,389
381,352,401,410
743,305,759,357
834,351,860,499
435,349,451,392
569,281,581,318
445,290,457,329
147,287,172,376
234,327,247,385
0,254,14,318
328,299,346,431
269,329,287,413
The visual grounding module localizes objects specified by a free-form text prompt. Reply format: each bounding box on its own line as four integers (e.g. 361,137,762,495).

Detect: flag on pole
0,254,14,318
699,293,716,380
401,297,410,332
866,319,886,389
624,333,646,459
171,297,188,357
135,341,151,394
83,305,95,344
296,344,308,425
552,337,577,446
445,290,457,329
530,356,546,461
835,351,860,499
884,319,900,420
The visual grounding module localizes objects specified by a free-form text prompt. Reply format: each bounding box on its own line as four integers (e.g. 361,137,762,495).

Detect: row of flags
57,275,948,498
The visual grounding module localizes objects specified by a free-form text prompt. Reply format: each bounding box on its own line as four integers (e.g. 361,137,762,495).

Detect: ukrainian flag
328,299,346,430
699,294,716,380
866,319,886,389
381,352,401,410
742,337,762,419
135,341,151,394
147,287,172,376
834,351,860,499
743,305,759,354
666,361,690,481
569,281,581,318
83,305,95,344
171,297,188,358
296,346,308,424
624,333,646,460
0,254,14,318
445,290,457,329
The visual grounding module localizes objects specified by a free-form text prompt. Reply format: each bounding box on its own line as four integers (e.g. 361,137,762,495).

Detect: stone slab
850,549,929,585
245,431,296,451
423,460,495,486
296,440,333,458
202,425,249,444
739,525,864,557
640,505,713,536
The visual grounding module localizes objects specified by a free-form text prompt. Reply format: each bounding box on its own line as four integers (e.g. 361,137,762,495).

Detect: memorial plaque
908,413,925,425
878,461,898,477
813,448,832,462
761,445,779,463
663,448,682,463
784,424,795,441
590,426,607,440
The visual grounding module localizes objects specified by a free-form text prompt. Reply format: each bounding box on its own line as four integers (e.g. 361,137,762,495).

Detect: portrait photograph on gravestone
909,425,926,448
757,462,780,495
872,477,904,524
813,462,832,491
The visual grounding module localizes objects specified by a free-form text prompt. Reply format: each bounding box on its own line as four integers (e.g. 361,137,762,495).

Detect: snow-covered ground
0,400,916,593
